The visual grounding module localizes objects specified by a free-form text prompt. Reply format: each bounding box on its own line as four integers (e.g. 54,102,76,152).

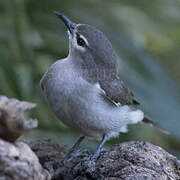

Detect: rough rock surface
26,140,180,180
0,95,37,142
0,139,51,180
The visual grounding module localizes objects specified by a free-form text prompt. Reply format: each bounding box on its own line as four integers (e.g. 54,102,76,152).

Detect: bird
40,12,166,165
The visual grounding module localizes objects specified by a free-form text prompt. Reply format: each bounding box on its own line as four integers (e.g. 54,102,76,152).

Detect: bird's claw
82,147,107,164
82,154,99,165
53,149,89,170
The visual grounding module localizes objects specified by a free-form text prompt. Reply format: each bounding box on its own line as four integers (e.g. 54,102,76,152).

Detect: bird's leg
84,134,108,163
63,135,85,161
91,135,108,161
53,136,85,169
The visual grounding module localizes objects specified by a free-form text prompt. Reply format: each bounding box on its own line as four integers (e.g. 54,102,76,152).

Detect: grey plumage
67,23,137,105
40,12,165,163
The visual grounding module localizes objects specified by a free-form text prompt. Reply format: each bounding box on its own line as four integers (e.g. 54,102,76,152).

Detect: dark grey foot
53,136,85,170
82,155,97,164
53,149,89,170
82,154,99,165
82,148,106,164
82,135,108,165
64,148,89,162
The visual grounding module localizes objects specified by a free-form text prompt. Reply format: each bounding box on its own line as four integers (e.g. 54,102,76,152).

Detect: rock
0,95,38,142
24,139,66,168
0,139,51,180
26,140,180,180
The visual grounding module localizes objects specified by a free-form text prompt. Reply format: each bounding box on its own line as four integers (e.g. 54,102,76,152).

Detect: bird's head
54,11,117,71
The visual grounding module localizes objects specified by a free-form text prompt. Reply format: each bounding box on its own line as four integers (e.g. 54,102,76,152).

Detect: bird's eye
77,37,86,46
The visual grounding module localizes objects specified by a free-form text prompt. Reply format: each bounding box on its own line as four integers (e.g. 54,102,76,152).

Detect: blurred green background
0,0,180,158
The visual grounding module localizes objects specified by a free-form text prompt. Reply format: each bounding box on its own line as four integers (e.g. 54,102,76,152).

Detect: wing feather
99,77,138,105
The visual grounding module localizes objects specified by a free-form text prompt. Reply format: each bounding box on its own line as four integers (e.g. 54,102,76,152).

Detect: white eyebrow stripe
78,34,89,46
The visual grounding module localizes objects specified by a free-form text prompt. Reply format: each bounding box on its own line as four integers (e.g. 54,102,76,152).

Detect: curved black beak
54,11,76,34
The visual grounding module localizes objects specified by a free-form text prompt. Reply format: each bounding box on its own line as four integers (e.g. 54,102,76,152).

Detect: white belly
41,64,144,140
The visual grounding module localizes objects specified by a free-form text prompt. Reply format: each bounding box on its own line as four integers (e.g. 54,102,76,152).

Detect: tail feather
129,110,144,124
142,116,170,135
